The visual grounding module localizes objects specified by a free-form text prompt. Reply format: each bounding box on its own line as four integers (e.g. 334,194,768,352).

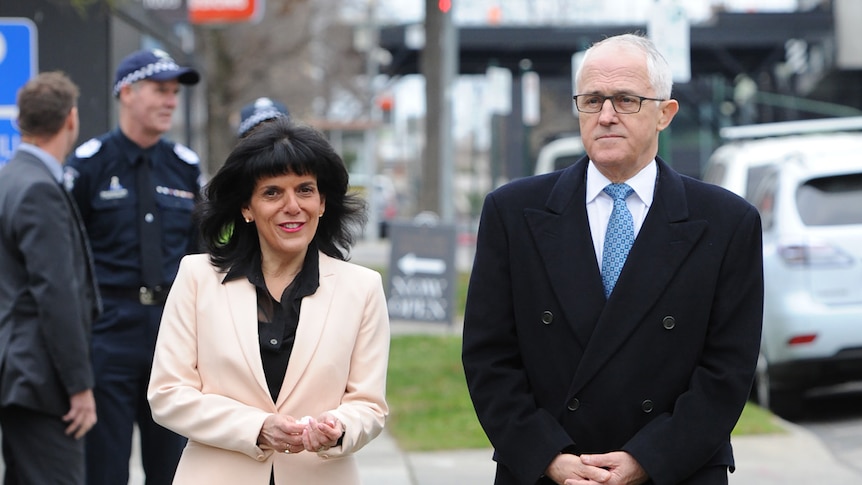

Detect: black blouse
223,244,320,402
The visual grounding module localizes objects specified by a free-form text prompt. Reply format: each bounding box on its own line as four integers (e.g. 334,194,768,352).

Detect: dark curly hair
196,117,367,272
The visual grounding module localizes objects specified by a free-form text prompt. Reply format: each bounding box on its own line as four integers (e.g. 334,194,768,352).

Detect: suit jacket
147,252,390,485
0,149,99,416
462,156,764,485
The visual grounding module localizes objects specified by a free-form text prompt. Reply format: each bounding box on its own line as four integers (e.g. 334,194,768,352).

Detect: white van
534,136,585,175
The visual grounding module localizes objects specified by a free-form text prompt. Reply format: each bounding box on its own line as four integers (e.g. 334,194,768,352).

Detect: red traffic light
438,0,451,13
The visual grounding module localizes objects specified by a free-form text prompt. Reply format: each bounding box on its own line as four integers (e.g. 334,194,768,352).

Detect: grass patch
386,335,785,452
733,401,787,436
386,334,490,451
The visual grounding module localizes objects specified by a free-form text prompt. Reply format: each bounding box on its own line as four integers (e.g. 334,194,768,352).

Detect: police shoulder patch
173,143,200,165
74,138,103,158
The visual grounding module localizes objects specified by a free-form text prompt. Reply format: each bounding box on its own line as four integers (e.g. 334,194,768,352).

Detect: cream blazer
148,252,390,485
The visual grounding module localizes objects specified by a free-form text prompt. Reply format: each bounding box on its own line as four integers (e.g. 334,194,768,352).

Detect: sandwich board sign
387,219,456,324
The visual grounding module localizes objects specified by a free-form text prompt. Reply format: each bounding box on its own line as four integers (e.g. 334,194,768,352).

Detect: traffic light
438,0,451,14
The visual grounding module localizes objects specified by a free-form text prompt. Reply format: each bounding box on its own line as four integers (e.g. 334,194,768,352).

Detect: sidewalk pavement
10,412,858,485
355,419,862,484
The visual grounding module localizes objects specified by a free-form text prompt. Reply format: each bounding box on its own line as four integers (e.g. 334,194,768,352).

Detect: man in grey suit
463,34,763,485
0,71,100,484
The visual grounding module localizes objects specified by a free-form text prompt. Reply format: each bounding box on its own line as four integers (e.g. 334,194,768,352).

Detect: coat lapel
526,159,607,347
275,252,333,408
570,159,707,393
225,277,273,402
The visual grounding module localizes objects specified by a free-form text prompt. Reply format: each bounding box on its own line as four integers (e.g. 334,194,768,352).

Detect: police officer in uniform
236,96,290,138
65,48,201,485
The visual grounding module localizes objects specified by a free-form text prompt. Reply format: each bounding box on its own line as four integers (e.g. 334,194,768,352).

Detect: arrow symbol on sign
397,253,446,276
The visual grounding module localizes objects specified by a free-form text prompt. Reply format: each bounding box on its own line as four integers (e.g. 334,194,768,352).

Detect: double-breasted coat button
567,398,580,411
662,316,675,330
541,311,553,325
641,400,654,413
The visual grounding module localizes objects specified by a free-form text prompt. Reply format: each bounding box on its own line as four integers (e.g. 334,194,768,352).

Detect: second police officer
65,48,201,485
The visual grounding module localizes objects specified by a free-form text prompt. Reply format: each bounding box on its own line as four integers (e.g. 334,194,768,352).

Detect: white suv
703,120,862,417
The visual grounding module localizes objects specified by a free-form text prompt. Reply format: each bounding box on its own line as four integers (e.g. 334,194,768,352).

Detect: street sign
387,221,457,324
0,18,37,168
648,0,691,83
188,0,262,24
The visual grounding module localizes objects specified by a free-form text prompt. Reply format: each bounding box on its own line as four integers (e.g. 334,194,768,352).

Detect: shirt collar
113,127,154,165
586,159,657,207
223,241,321,299
16,142,63,183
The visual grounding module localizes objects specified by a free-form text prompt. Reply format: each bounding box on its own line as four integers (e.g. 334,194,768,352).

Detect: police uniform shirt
65,128,201,289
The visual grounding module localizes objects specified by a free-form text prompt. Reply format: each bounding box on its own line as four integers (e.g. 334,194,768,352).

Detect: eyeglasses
572,94,665,114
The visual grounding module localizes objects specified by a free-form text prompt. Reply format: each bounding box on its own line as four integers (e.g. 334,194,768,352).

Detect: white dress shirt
586,160,657,267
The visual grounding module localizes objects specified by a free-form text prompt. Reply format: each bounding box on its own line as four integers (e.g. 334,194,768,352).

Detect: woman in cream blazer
148,119,389,485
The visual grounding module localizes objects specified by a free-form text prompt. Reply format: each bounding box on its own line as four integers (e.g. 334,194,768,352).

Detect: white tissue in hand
297,416,312,425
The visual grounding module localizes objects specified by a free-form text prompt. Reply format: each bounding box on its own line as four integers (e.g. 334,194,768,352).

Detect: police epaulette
74,138,103,158
173,143,200,165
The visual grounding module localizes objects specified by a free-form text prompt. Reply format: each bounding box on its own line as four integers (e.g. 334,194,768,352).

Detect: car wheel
755,354,805,419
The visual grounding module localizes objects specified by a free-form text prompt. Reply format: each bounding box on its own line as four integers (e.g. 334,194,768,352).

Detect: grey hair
576,33,673,100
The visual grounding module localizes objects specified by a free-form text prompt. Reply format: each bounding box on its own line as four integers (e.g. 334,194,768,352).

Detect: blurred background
3,0,859,238
4,0,862,477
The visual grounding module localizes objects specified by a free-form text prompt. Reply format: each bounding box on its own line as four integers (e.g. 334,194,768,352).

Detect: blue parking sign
0,18,38,168
0,118,21,164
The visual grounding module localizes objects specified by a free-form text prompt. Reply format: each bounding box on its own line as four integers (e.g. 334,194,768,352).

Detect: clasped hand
545,451,648,485
258,412,343,454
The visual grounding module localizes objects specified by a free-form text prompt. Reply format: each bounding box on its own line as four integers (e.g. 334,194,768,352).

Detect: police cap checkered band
113,49,200,97
237,97,290,137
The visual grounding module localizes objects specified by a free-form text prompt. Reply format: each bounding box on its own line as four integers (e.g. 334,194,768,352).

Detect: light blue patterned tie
601,183,635,298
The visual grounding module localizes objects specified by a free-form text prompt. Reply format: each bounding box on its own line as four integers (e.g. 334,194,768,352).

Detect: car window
796,173,862,226
745,163,777,201
751,169,779,231
702,161,726,186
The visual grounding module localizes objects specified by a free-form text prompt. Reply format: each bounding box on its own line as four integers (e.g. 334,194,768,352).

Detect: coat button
662,316,675,330
641,400,654,413
567,398,580,411
541,311,553,325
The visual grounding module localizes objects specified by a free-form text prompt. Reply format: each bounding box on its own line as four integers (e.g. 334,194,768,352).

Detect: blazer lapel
275,252,332,408
570,159,708,392
20,151,101,317
225,277,273,401
526,159,607,347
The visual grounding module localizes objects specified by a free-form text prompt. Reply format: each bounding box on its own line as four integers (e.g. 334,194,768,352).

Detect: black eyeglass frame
572,94,666,114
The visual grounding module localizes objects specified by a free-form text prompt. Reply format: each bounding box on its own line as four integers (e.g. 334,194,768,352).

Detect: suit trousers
1,405,86,484
85,297,186,485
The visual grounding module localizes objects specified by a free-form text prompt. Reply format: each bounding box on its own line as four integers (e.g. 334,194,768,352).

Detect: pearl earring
244,217,252,223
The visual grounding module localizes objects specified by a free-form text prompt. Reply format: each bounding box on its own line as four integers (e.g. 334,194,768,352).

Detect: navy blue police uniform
65,128,200,485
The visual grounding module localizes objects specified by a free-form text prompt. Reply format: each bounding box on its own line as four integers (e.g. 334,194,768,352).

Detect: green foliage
386,335,490,451
733,402,787,436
